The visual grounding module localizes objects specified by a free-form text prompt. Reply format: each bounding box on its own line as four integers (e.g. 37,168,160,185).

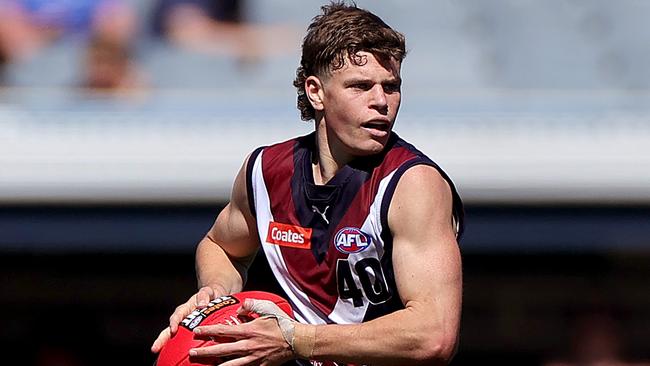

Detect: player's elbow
411,333,458,365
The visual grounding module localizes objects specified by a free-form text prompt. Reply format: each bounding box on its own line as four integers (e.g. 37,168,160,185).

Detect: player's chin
352,138,389,156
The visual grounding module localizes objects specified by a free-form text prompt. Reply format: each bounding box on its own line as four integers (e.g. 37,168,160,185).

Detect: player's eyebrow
343,78,373,87
383,77,402,86
343,76,401,87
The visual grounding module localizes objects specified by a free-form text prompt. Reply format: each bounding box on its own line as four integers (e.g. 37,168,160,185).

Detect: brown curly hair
293,2,407,121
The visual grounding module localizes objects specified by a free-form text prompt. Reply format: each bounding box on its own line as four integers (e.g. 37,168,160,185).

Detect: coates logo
266,222,312,249
334,227,372,254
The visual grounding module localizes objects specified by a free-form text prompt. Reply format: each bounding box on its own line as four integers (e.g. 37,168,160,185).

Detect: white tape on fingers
246,299,296,348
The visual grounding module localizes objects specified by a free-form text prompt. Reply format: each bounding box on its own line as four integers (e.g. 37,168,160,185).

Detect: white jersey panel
250,151,328,325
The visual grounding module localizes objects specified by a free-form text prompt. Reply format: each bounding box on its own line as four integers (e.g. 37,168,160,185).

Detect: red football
156,291,294,366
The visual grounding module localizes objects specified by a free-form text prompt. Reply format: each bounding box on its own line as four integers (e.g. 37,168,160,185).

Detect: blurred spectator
152,0,244,36
0,0,137,86
0,0,135,56
151,0,299,62
80,35,144,93
544,309,650,366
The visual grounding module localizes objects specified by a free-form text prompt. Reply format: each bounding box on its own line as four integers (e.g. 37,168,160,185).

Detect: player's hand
151,286,224,353
188,298,295,365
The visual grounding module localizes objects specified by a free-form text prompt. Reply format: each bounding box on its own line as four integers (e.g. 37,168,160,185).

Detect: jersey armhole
245,147,265,219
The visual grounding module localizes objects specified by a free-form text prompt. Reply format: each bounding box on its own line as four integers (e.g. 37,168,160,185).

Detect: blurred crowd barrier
2,90,649,205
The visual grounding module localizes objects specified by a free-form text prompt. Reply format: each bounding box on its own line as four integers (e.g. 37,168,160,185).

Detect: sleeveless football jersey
246,132,464,331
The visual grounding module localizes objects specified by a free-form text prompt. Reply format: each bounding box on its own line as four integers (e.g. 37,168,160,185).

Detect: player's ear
305,76,325,111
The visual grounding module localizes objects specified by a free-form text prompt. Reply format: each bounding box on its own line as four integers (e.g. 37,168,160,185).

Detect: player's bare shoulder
206,153,259,258
388,164,456,239
232,153,254,206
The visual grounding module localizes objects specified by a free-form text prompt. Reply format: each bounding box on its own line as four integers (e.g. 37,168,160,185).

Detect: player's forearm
195,236,246,295
295,305,458,366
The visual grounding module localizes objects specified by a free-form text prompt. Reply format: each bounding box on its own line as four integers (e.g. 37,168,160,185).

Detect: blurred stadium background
1,0,649,365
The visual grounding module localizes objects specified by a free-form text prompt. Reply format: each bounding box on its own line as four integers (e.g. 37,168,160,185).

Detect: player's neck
312,152,344,185
313,125,352,185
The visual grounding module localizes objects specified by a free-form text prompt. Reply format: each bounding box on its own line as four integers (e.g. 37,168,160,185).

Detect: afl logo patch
334,227,372,254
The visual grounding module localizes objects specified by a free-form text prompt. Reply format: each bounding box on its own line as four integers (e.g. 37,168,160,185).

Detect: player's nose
369,85,388,113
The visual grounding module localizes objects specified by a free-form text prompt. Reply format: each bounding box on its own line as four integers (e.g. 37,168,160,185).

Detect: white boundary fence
1,89,649,205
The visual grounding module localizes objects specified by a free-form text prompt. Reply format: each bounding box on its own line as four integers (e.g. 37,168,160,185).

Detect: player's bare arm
151,156,260,353
190,164,462,365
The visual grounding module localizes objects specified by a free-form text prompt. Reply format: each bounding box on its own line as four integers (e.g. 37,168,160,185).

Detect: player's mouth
361,120,391,137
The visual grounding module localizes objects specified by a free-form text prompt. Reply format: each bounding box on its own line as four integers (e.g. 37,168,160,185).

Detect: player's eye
383,82,401,94
349,82,372,91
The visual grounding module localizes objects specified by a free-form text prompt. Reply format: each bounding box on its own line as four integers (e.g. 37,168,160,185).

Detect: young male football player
153,2,464,365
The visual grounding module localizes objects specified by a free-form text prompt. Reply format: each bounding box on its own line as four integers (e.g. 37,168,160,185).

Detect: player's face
319,51,402,159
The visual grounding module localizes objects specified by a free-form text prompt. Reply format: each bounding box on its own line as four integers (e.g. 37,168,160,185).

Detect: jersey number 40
336,258,391,307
